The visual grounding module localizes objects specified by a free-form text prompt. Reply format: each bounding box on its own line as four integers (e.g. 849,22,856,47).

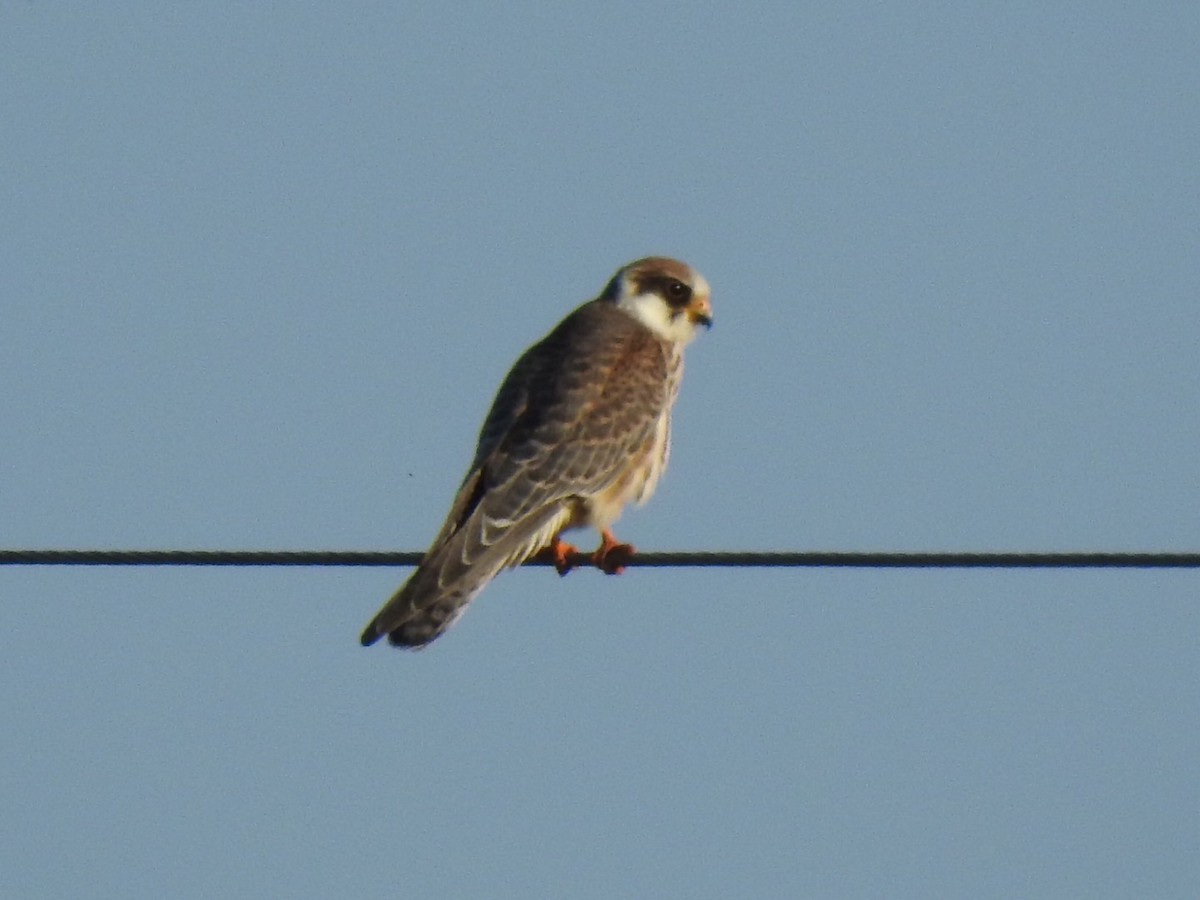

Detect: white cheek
621,292,701,344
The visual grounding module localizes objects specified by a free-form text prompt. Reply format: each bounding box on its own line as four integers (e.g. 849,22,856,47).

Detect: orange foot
534,536,580,576
593,529,636,575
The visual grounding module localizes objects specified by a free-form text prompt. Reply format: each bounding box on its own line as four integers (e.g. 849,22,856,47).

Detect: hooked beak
687,296,714,329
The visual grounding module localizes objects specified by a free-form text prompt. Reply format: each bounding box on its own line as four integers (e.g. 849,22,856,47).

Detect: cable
1,549,1197,568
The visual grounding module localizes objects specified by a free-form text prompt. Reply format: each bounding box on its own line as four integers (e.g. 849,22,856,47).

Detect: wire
1,549,1197,568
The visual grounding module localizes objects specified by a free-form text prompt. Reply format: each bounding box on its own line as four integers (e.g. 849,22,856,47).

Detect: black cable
1,549,1197,568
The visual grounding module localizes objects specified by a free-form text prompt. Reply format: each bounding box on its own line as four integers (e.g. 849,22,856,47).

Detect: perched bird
360,256,713,648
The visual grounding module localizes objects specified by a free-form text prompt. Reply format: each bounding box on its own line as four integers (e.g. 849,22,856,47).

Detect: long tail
359,561,494,648
359,504,568,649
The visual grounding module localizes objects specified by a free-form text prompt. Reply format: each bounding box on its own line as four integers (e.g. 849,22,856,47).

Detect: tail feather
359,504,569,649
359,574,485,649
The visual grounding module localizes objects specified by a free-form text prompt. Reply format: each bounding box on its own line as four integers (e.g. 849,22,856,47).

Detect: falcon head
602,257,713,345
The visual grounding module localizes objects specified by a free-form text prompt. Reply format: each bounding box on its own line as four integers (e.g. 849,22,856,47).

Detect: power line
1,549,1198,568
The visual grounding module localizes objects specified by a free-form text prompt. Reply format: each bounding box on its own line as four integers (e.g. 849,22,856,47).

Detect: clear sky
2,4,1197,898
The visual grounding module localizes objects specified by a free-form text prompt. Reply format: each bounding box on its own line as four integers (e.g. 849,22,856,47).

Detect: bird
359,256,713,649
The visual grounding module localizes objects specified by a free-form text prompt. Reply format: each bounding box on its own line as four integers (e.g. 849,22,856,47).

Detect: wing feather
485,302,670,515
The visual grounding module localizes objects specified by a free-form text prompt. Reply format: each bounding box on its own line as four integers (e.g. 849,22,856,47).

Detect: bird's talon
593,532,636,575
535,537,579,576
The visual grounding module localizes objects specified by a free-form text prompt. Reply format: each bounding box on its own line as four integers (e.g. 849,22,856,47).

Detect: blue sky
2,4,1197,898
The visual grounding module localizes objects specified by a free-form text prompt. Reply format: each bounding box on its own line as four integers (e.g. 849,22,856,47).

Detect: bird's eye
666,280,692,303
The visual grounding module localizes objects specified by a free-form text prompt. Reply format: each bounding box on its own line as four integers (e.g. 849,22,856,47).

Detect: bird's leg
592,529,636,575
534,535,580,577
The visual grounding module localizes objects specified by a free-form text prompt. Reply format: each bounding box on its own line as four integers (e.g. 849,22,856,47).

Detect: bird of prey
360,256,713,649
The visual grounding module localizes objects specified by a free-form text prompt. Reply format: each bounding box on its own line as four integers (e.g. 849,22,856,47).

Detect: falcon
360,256,713,648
